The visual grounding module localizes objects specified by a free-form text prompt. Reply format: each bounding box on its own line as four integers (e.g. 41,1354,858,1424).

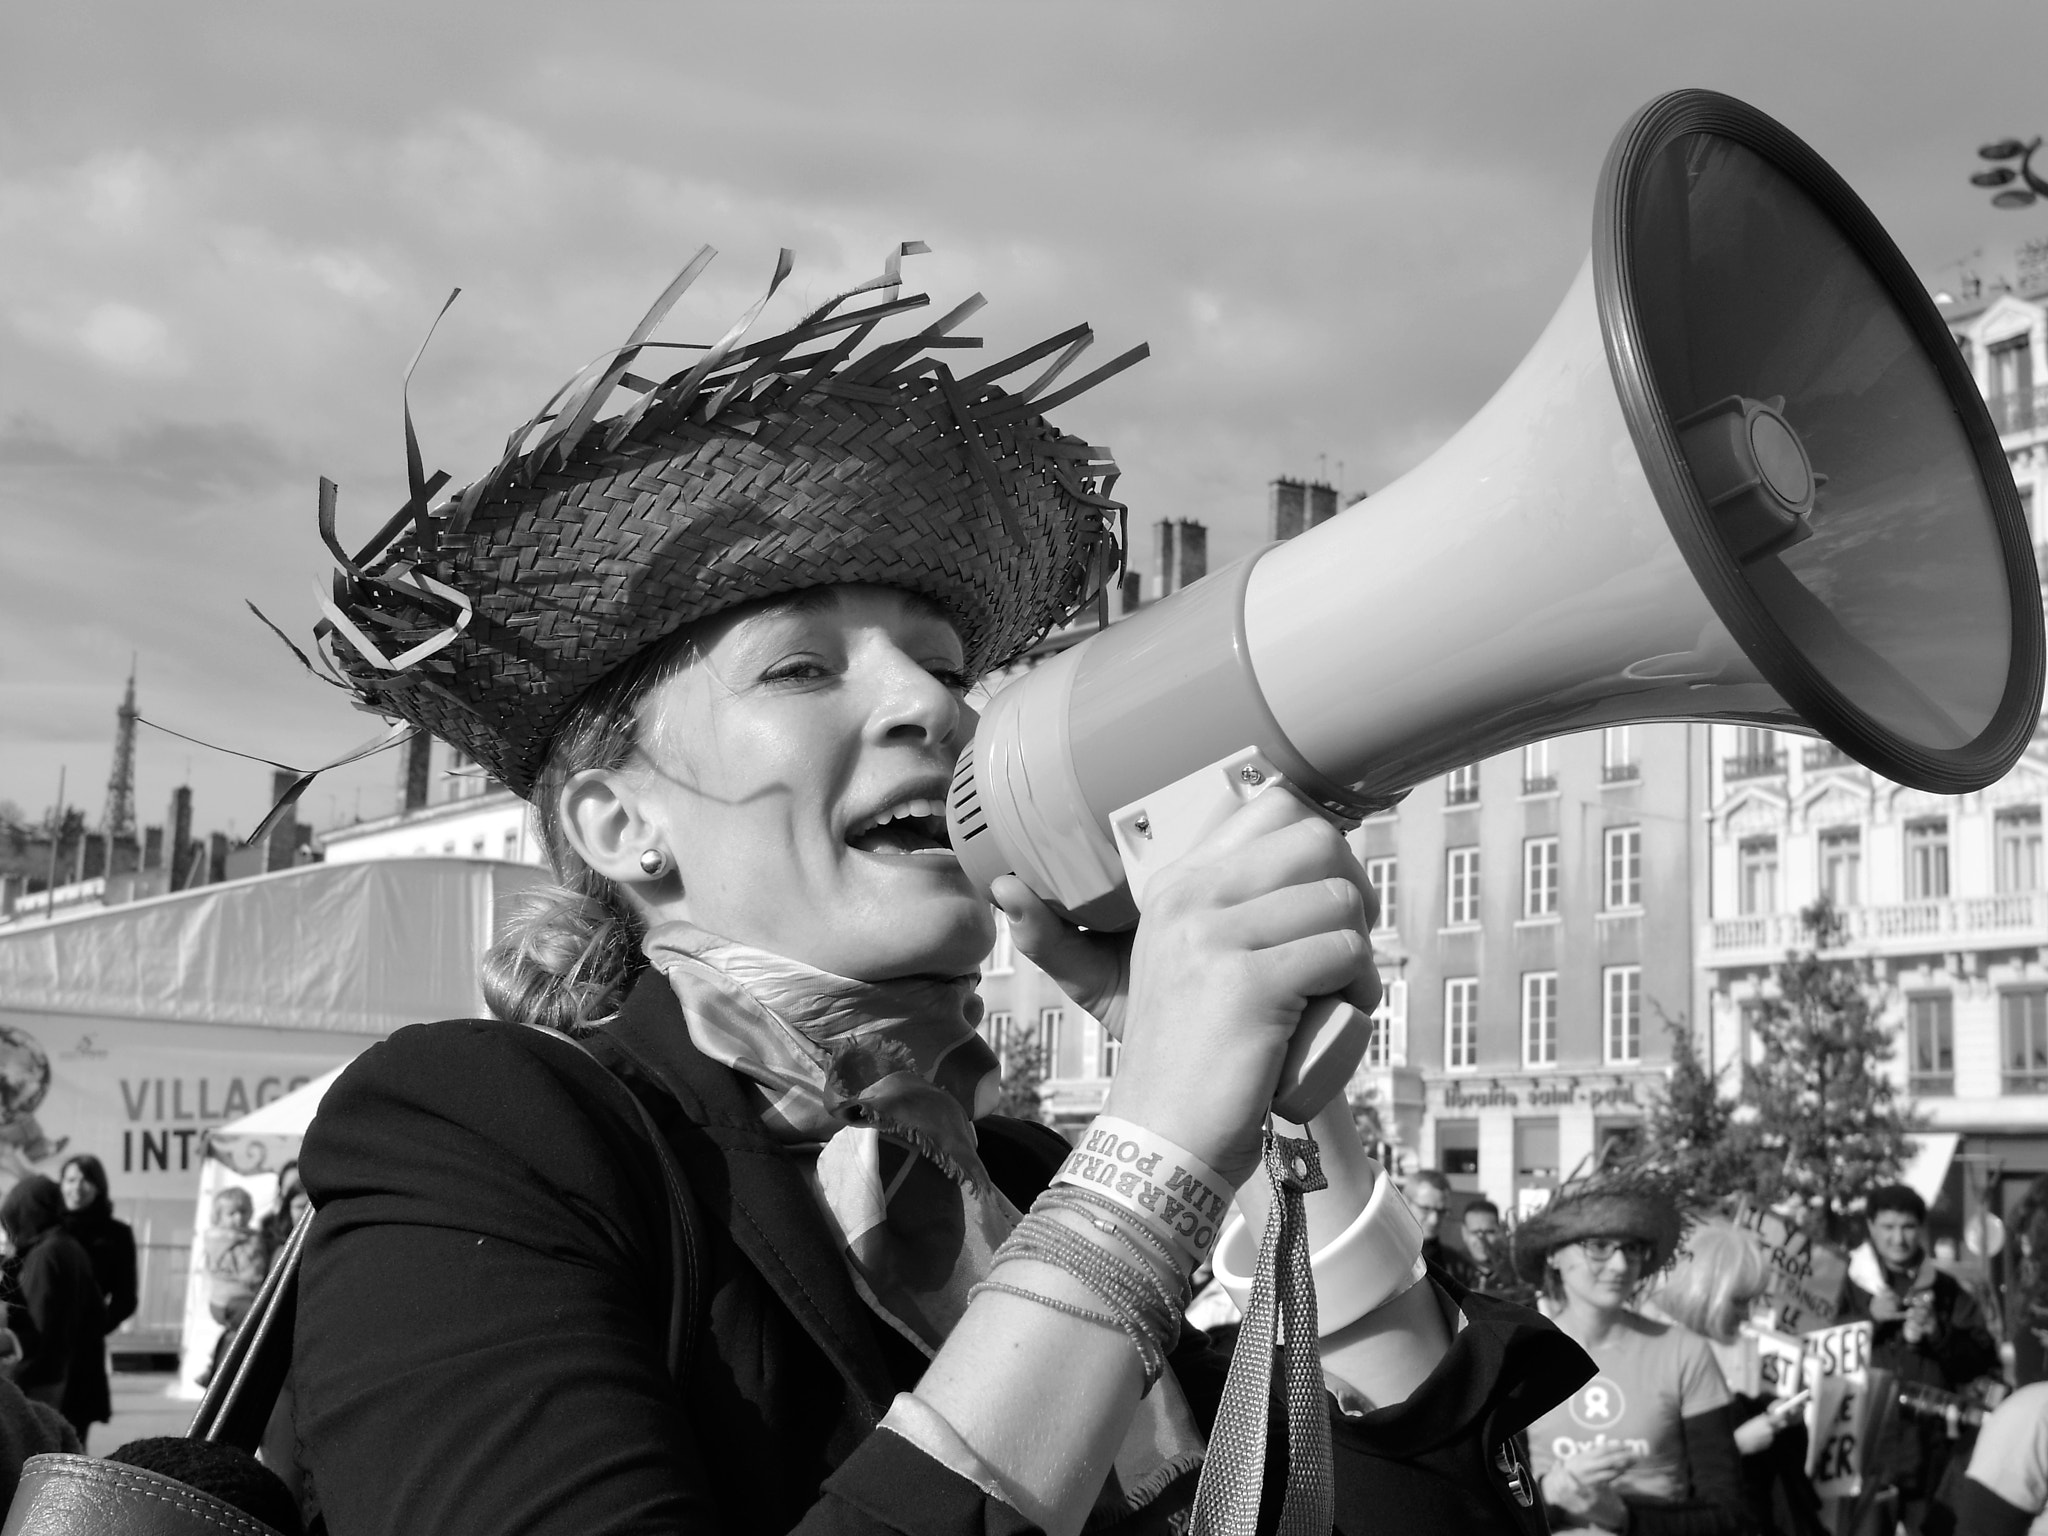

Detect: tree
1624,1005,1759,1201
992,1022,1046,1122
1739,895,1920,1239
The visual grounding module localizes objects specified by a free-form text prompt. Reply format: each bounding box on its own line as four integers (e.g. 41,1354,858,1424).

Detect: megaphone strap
1188,1128,1332,1536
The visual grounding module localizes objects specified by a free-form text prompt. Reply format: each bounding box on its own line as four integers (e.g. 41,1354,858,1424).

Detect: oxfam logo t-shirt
1529,1314,1731,1503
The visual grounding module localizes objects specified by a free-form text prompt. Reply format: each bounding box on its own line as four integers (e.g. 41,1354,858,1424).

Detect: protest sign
1733,1196,1849,1334
1798,1320,1875,1500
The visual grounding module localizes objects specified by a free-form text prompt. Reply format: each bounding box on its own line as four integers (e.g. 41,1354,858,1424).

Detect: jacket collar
598,967,897,1424
1848,1241,1936,1298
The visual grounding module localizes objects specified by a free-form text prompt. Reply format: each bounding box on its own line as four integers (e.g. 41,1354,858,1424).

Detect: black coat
63,1212,137,1334
296,967,1589,1536
10,1227,108,1428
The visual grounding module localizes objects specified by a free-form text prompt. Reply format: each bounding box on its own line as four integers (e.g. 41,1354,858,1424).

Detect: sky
3,1,2044,844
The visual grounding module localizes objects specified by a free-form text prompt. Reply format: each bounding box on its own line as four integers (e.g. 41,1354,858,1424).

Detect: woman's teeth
847,798,951,854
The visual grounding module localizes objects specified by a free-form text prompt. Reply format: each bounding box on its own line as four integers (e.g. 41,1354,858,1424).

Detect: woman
1652,1219,1823,1536
258,1161,308,1277
1514,1176,1754,1536
290,249,1585,1536
0,1175,108,1443
58,1154,137,1341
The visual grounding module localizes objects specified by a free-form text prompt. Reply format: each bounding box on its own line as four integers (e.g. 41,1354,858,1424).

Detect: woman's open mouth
845,798,954,857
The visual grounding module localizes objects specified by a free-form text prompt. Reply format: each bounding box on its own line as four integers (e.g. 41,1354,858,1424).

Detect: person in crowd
1461,1198,1517,1294
197,1186,265,1388
59,1154,137,1343
1947,1380,2048,1536
1652,1218,1822,1536
2007,1174,2048,1388
1404,1169,1479,1287
288,257,1593,1536
1844,1184,2000,1534
258,1161,308,1277
0,1175,108,1444
1516,1175,1754,1535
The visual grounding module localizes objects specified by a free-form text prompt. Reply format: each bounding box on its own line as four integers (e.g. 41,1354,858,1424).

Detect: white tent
175,1067,346,1398
0,857,545,1349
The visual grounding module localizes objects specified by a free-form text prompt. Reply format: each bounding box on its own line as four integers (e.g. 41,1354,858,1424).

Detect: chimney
399,731,432,813
1153,519,1210,598
1307,480,1338,530
1269,477,1308,541
1119,569,1143,615
1174,520,1207,588
207,831,230,885
266,768,300,874
82,832,107,881
169,787,194,889
142,826,163,870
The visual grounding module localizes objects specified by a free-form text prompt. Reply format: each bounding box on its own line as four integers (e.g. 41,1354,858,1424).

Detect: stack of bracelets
969,1115,1234,1393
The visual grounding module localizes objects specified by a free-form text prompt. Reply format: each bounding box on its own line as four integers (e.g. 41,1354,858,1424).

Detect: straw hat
301,245,1142,798
1509,1169,1690,1286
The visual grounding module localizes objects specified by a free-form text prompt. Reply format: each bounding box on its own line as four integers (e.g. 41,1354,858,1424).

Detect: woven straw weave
314,248,1140,797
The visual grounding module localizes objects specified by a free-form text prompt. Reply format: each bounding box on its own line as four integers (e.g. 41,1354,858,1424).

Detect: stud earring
638,848,670,878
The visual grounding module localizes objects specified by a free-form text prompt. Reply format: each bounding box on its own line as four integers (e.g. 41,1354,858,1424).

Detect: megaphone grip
1271,995,1372,1123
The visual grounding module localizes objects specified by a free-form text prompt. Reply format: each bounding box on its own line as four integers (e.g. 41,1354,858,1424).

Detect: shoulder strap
189,1023,704,1453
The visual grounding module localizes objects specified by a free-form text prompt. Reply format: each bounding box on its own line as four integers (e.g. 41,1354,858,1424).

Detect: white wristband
1051,1115,1232,1273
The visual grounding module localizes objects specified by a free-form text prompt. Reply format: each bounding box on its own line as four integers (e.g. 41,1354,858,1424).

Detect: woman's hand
1733,1412,1777,1455
991,877,1130,1038
1010,786,1378,1186
1542,1449,1633,1531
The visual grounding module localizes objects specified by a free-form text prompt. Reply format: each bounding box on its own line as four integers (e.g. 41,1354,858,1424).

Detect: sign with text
1734,1197,1848,1335
1800,1321,1875,1501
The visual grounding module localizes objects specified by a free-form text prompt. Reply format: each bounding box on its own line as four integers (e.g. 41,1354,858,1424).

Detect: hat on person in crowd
286,243,1142,802
1509,1168,1690,1287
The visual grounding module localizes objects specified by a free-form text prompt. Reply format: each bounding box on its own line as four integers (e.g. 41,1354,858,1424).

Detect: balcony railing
1908,1074,1954,1099
2005,1070,2048,1095
1522,774,1558,795
1445,783,1479,806
1802,743,1851,770
1989,383,2048,436
1723,753,1786,781
1601,762,1640,783
1708,890,2048,957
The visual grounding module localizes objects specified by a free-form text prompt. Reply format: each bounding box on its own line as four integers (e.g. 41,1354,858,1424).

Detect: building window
1603,966,1642,1064
1365,979,1406,1069
471,834,486,856
1522,971,1558,1067
1998,808,2043,895
1365,856,1397,932
1445,978,1478,1072
1445,764,1479,806
985,914,1016,975
1037,1007,1065,1079
1905,819,1951,900
1602,726,1639,783
1818,828,1861,908
1908,994,1954,1097
1523,837,1559,918
1738,836,1778,916
984,1010,1014,1059
1522,741,1556,795
1081,1015,1120,1079
1726,727,1784,780
1604,826,1642,910
1991,334,2036,434
1446,847,1480,926
2003,990,2048,1094
502,827,519,861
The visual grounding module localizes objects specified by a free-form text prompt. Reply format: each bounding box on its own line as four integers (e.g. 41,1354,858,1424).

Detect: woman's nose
867,651,964,746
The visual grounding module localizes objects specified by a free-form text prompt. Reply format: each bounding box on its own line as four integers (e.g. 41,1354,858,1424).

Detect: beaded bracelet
1000,1211,1181,1378
1039,1182,1189,1294
967,1276,1168,1390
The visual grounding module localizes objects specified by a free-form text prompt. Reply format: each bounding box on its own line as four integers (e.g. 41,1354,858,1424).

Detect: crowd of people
1390,1166,2019,1536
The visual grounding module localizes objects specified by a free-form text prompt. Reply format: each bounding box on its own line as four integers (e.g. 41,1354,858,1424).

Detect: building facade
317,738,540,867
1355,724,1703,1217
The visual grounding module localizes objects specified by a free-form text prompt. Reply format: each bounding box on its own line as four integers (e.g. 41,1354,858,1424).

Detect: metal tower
102,663,138,845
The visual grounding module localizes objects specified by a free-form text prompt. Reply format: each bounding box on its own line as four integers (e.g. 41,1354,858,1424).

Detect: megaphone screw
1132,813,1151,839
1240,765,1265,786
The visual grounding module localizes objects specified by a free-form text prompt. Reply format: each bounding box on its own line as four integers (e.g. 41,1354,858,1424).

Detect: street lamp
1973,138,2048,209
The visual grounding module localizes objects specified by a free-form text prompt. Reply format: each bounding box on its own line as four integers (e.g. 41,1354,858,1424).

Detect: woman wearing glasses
1512,1177,1754,1536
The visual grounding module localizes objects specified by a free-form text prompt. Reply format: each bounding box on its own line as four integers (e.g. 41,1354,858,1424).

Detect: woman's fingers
990,874,1129,1032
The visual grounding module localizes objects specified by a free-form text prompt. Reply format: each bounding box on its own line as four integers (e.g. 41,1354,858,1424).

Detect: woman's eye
762,660,832,685
927,666,973,694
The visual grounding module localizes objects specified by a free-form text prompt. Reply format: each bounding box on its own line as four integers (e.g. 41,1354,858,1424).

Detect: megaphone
949,88,2042,1124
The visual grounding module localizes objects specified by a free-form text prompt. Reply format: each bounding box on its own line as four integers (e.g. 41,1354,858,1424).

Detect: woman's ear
560,767,672,892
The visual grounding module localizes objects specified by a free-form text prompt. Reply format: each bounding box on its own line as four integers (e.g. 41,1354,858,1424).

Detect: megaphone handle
1271,994,1372,1123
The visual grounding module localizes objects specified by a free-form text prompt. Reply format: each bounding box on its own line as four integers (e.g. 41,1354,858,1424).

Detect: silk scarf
641,920,1204,1519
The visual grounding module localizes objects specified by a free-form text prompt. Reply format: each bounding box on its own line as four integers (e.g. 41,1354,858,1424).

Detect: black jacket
63,1212,137,1334
10,1228,108,1428
296,967,1589,1535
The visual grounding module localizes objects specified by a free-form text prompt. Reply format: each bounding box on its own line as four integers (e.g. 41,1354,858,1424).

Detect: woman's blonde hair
1651,1217,1769,1342
480,628,699,1034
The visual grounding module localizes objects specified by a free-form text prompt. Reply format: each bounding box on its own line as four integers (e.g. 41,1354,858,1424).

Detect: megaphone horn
949,87,2043,1135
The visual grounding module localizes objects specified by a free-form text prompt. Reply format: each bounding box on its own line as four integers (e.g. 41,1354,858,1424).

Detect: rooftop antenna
102,658,139,846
